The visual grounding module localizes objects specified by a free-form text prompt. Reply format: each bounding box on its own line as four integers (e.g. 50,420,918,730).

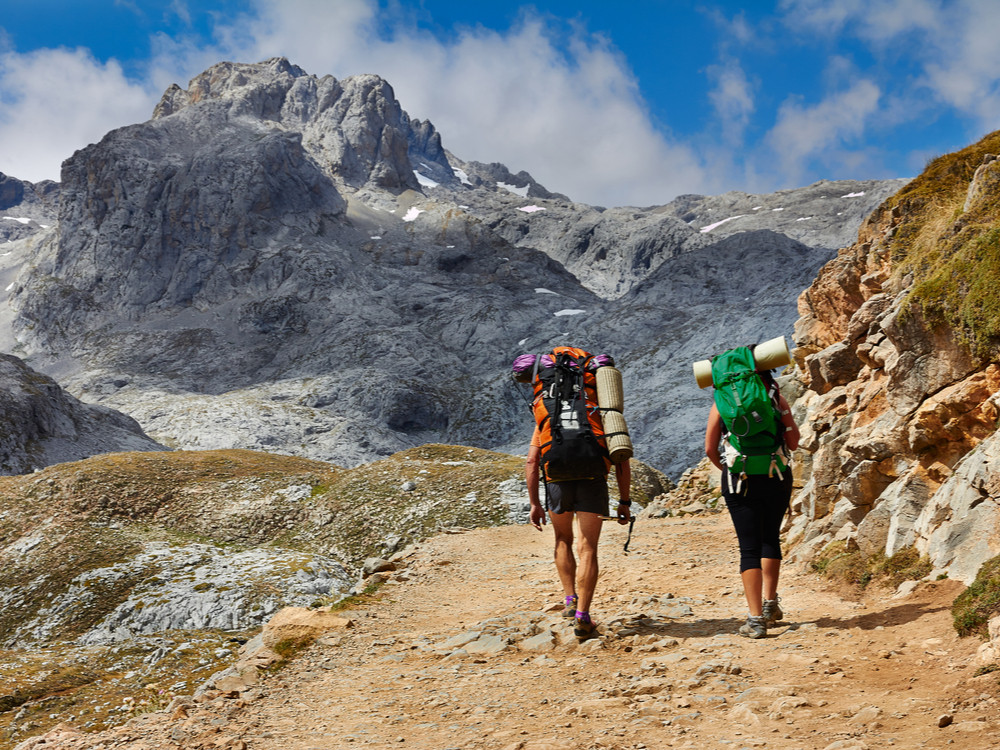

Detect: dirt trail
236,513,995,750
21,512,998,750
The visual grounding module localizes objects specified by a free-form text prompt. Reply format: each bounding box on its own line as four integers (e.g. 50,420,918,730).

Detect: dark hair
748,343,779,392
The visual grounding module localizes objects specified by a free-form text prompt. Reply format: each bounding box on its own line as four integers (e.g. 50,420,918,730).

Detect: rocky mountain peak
151,58,449,195
0,173,58,244
153,57,309,118
1,58,906,478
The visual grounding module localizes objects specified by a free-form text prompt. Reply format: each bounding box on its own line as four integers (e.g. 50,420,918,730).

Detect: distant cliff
0,353,165,474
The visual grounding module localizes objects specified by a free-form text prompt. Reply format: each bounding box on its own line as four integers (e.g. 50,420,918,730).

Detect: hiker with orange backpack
703,343,800,639
513,347,631,641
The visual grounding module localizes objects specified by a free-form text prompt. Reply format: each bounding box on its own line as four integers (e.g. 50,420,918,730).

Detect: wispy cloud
0,0,713,206
0,47,157,182
779,0,1000,133
707,58,755,146
762,79,881,185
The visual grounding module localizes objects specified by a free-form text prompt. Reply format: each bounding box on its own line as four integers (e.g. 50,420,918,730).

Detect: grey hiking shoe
738,615,767,639
574,617,597,641
762,597,783,626
562,595,578,618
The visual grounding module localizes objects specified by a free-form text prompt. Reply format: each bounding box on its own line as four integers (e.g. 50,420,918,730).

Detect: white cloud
778,0,938,38
0,47,158,182
779,0,1000,134
762,79,881,184
0,0,714,206
707,59,755,145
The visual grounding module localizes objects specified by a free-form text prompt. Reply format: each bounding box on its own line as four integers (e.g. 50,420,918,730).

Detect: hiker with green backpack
703,344,800,639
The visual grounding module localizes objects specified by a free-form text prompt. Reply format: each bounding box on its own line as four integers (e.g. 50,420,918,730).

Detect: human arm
526,444,546,530
705,403,725,471
614,459,631,524
778,394,800,451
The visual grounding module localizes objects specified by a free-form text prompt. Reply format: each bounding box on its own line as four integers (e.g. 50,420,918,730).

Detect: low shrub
952,553,1000,638
812,542,933,591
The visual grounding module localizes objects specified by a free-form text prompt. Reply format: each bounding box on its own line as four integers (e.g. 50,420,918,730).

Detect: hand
529,503,547,531
617,503,631,525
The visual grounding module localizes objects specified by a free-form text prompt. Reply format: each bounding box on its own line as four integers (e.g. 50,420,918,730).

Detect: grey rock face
0,353,166,474
0,173,58,244
663,180,910,251
4,541,351,647
1,58,908,478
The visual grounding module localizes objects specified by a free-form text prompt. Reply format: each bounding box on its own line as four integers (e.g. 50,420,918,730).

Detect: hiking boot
762,597,783,626
562,595,578,618
574,617,597,641
738,615,767,639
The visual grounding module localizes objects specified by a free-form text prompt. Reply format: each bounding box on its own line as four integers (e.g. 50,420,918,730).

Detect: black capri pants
723,468,793,572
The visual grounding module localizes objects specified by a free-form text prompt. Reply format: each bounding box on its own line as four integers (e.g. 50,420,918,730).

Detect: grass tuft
886,130,1000,356
952,553,1000,638
812,542,932,591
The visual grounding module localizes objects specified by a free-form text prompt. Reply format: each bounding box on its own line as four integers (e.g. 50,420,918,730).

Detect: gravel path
17,512,995,750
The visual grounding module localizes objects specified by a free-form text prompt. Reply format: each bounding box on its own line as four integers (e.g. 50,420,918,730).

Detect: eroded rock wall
787,136,1000,583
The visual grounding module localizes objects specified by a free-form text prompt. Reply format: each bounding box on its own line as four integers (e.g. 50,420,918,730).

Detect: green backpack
711,347,787,477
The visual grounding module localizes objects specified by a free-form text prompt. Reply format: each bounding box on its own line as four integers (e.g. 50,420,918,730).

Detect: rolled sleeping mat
596,366,625,412
602,409,633,464
753,335,792,371
693,359,713,389
692,335,793,388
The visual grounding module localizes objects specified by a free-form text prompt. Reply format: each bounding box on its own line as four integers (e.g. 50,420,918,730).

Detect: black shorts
722,468,793,571
545,477,609,515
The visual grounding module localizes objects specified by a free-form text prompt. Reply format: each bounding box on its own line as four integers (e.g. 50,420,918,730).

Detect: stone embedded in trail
952,719,989,732
519,631,557,652
433,631,483,652
613,677,673,697
728,702,762,725
260,606,354,650
463,634,509,654
849,705,882,725
362,557,397,577
641,653,690,673
733,685,799,708
564,697,629,716
695,661,743,677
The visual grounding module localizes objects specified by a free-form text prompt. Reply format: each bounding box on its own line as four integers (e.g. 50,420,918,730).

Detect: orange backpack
531,346,610,482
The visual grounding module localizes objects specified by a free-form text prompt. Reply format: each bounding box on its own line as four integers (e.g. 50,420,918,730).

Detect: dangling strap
768,456,785,480
725,467,746,496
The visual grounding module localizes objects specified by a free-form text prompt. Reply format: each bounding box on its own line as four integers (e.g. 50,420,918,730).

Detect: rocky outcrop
0,352,165,474
0,173,57,245
663,179,909,253
786,131,1000,584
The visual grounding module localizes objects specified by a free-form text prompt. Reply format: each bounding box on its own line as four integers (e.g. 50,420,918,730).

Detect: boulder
260,607,353,650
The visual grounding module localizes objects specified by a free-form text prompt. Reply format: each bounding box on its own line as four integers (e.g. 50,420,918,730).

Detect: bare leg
548,511,577,599
573,512,604,613
741,568,763,617
762,558,781,601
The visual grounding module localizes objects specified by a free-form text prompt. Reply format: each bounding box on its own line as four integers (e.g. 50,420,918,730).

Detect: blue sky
1,0,997,207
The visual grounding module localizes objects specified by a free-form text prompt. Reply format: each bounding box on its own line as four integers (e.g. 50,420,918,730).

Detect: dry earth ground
21,512,1000,750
